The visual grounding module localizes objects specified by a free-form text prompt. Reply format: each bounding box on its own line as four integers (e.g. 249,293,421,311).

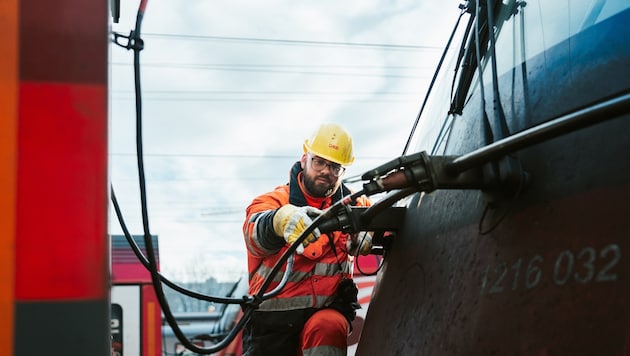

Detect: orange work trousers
243,308,349,355
300,308,349,355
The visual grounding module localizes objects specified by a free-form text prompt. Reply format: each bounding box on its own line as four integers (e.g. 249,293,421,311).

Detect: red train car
112,235,162,356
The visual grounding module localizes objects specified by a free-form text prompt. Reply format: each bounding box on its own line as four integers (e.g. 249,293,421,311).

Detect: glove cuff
272,204,296,237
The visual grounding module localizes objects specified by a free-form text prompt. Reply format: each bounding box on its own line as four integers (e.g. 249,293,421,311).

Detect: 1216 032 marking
480,244,621,295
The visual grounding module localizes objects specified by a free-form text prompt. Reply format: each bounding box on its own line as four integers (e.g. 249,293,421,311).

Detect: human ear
300,154,307,169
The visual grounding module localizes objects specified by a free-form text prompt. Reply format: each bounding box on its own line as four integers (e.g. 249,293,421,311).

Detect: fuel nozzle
316,204,406,255
360,152,437,196
360,151,485,196
317,205,406,235
318,205,356,234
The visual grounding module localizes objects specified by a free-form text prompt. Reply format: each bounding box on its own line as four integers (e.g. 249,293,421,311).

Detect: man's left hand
347,231,372,256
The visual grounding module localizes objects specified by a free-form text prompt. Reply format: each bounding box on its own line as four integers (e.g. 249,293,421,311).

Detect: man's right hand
272,204,322,252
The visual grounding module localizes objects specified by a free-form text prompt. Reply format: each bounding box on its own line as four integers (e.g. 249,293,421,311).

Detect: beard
302,173,338,198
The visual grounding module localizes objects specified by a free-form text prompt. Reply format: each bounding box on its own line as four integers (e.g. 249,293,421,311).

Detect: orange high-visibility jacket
243,162,370,311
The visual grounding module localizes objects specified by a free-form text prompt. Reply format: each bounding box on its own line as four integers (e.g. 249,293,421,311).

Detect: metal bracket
112,31,144,51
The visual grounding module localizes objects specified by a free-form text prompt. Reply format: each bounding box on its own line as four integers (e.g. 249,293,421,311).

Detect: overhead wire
113,66,435,80
142,32,444,51
401,4,469,155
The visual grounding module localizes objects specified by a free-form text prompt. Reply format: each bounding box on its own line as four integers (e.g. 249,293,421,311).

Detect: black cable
113,1,248,353
402,5,468,156
254,191,366,297
445,91,630,174
359,188,416,223
111,186,244,304
486,0,511,139
112,3,305,351
355,245,383,277
124,2,220,354
353,186,419,276
450,10,475,111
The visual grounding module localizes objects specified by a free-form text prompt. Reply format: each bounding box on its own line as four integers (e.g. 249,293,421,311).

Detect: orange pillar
14,0,109,354
0,0,18,353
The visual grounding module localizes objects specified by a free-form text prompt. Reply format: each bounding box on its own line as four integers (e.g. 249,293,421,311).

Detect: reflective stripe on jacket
242,161,370,311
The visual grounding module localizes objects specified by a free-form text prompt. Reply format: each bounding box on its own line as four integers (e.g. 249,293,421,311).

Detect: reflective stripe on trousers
300,309,349,356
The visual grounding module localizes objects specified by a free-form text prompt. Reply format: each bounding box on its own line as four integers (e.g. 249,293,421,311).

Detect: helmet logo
328,143,339,150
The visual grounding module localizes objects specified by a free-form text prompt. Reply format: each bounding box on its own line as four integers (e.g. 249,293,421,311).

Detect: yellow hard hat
303,123,355,166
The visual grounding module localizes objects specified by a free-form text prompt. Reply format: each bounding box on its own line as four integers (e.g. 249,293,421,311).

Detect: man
242,123,372,355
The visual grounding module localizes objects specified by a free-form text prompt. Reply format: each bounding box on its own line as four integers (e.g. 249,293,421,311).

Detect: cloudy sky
108,0,465,281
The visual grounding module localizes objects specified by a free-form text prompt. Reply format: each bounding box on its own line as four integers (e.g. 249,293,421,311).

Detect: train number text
480,244,621,295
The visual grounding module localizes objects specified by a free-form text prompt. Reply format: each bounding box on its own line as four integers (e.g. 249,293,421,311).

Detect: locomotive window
415,0,630,156
489,1,584,76
492,0,629,76
581,0,630,29
479,0,630,120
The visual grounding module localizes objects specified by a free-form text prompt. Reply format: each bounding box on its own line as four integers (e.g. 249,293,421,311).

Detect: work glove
273,204,322,254
347,231,372,256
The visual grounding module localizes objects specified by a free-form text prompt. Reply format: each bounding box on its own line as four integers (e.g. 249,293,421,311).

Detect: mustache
315,174,332,184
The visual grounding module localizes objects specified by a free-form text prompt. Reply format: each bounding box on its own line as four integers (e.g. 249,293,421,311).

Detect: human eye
313,158,326,168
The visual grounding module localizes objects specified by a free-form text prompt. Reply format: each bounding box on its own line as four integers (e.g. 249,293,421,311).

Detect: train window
581,0,630,29
492,0,629,76
413,0,630,155
491,1,576,76
479,0,630,127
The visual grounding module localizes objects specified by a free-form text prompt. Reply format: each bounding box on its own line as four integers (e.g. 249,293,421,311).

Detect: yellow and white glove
273,204,322,254
347,231,372,256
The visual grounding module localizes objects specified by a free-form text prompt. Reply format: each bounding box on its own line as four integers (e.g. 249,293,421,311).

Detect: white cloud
109,0,464,281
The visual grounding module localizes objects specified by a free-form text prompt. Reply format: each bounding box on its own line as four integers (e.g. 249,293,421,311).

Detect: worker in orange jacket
242,123,372,355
